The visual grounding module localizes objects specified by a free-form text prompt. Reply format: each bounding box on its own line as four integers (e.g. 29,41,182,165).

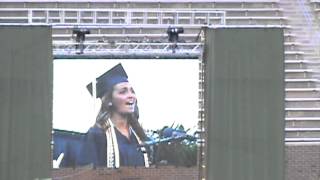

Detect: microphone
163,127,197,141
162,128,187,138
140,128,196,147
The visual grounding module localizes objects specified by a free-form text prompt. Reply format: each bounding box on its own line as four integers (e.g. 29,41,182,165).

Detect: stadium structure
1,0,320,179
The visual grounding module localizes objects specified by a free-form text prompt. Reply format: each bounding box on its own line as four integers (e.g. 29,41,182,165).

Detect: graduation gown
77,126,145,167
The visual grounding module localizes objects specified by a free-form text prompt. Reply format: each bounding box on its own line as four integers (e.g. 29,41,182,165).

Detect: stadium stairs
278,0,320,142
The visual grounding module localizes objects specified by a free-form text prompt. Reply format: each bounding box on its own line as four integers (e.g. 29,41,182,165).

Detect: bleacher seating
0,0,285,43
286,87,320,98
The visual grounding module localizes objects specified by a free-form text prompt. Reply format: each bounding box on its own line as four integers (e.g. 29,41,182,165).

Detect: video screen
52,59,200,169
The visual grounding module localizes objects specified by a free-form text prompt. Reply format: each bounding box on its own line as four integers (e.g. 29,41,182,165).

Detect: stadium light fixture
72,28,91,54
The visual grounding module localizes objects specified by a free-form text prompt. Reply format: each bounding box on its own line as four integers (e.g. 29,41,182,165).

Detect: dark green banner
0,26,52,180
204,27,285,180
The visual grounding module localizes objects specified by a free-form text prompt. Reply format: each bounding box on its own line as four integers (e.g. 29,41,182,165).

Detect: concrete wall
286,143,320,180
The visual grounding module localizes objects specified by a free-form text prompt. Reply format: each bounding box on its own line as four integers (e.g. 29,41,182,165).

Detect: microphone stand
139,134,196,147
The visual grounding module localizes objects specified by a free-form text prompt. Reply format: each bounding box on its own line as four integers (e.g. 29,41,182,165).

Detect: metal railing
0,8,226,26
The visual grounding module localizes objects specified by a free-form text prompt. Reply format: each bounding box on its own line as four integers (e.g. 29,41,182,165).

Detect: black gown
76,126,145,167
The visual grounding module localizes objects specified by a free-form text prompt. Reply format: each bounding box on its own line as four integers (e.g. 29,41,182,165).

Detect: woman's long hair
94,88,148,141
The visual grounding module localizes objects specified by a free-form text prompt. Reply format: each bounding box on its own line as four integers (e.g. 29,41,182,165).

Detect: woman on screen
77,63,149,168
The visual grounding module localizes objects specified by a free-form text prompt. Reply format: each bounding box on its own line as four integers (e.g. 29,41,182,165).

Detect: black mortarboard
87,63,128,98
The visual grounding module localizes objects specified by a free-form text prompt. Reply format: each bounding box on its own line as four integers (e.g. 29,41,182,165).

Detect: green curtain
204,28,285,180
0,26,52,180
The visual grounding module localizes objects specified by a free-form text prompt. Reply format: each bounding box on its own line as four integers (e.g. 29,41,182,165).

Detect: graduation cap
87,63,128,98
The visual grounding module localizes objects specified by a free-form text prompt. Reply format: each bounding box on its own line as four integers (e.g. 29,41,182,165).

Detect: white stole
105,118,149,168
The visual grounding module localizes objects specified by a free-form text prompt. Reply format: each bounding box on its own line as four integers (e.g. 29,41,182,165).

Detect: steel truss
53,41,203,59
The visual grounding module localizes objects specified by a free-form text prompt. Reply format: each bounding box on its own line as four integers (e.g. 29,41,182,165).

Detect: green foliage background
153,124,198,167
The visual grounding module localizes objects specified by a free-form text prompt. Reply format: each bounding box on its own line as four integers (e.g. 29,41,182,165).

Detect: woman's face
111,82,137,114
